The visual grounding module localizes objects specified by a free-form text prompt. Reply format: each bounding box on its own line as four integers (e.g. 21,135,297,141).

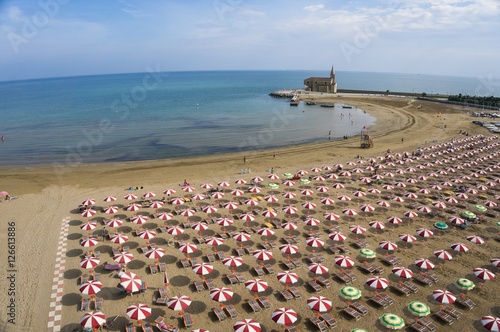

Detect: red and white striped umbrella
366,276,389,289
392,196,405,203
80,221,97,231
392,266,413,279
166,295,191,311
110,233,129,244
349,225,366,234
432,201,447,209
449,216,465,225
339,170,352,177
113,252,134,264
473,268,495,280
394,182,407,188
253,249,273,261
320,197,335,205
382,184,394,190
231,189,245,196
145,247,165,259
387,216,403,224
264,195,279,203
252,176,264,183
282,191,297,199
490,258,500,268
399,234,417,242
192,263,214,275
337,195,351,201
359,177,372,184
304,217,321,226
261,209,277,218
103,205,119,214
466,235,485,244
455,192,468,199
182,186,195,193
417,206,432,214
432,290,456,304
170,198,185,205
79,280,103,295
81,209,97,218
257,228,275,236
484,201,498,208
300,189,314,196
180,209,196,217
328,232,346,241
233,232,251,242
126,303,151,320
211,191,225,199
310,167,322,172
323,212,340,221
205,237,225,247
450,242,469,252
419,188,431,194
445,196,459,204
106,218,123,228
297,169,308,175
126,203,142,212
467,188,479,194
277,271,299,284
239,212,256,222
369,221,386,230
82,198,96,206
306,237,325,248
80,311,106,328
191,222,208,231
167,226,184,235
353,191,367,197
342,208,358,216
216,217,234,227
434,250,453,261
222,201,239,210
416,228,434,238
248,186,263,193
279,244,299,254
379,241,398,251
282,205,298,214
223,256,244,267
414,258,435,269
233,319,262,332
191,194,206,201
268,173,280,180
332,183,344,189
334,255,355,267
80,237,98,247
368,188,382,194
178,243,198,254
271,308,298,326
403,210,418,218
302,202,317,209
156,212,174,221
200,183,214,189
138,229,157,240
120,272,142,293
316,185,329,193
307,296,333,312
131,215,148,224
235,179,247,185
210,287,234,302
162,189,176,195
283,180,296,187
281,222,298,230
481,316,500,332
103,196,116,202
142,191,156,198
360,204,375,213
80,256,100,269
245,279,269,293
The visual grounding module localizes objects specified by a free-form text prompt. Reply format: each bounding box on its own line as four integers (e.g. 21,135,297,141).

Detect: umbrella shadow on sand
186,300,206,315
61,293,82,307
68,219,81,226
63,269,82,280
66,248,83,258
170,275,191,287
67,233,83,241
160,255,178,265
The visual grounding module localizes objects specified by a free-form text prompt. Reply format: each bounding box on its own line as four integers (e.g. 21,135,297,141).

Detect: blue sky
0,0,499,81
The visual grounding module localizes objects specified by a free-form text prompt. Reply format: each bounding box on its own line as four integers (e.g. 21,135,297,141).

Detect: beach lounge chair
149,264,158,274
213,307,227,322
337,244,349,253
206,253,216,262
159,287,168,298
80,274,90,285
370,294,389,308
284,326,299,332
279,289,294,301
216,251,226,260
308,255,321,264
370,263,384,274
353,239,368,248
268,240,277,248
204,278,216,290
260,242,271,250
158,262,166,272
315,276,331,288
196,236,205,244
380,293,394,305
403,280,419,293
243,245,253,254
125,323,135,332
253,266,265,276
335,272,352,284
113,248,121,256
343,269,357,281
392,283,411,296
224,304,238,318
235,247,246,256
411,322,433,332
455,295,476,310
103,315,120,330
435,310,454,325
247,299,262,313
414,274,433,286
289,257,301,268
225,274,238,285
80,298,90,311
349,301,369,316
329,245,341,254
263,264,275,274
95,297,104,310
180,258,191,269
417,317,437,331
342,306,362,321
311,317,328,332
423,272,439,283
307,280,323,293
182,313,194,327
283,261,295,270
139,245,149,253
319,313,337,328
234,272,246,283
442,306,462,319
155,297,168,305
193,280,205,292
359,262,375,274
142,322,154,332
288,286,301,299
257,296,272,309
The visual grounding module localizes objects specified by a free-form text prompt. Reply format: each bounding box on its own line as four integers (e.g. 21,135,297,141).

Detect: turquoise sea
0,70,482,166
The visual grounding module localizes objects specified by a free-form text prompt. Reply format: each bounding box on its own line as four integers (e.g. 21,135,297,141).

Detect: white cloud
304,4,325,12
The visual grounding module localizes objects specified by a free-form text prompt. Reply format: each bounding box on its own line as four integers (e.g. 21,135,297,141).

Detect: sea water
0,70,481,165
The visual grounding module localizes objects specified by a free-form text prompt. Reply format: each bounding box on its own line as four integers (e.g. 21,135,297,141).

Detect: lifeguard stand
360,126,373,148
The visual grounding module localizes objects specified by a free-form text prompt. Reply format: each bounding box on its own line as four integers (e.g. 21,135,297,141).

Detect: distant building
304,66,337,93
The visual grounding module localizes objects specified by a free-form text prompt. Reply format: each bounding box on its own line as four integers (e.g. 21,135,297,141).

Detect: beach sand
0,95,498,332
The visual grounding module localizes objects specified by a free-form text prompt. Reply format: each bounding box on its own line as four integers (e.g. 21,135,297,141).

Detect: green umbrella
267,183,279,189
474,205,487,212
339,286,361,300
461,211,476,219
434,222,448,230
455,278,475,290
380,313,405,329
359,249,376,259
407,301,430,317
282,172,293,179
496,222,500,227
351,329,368,332
299,178,311,184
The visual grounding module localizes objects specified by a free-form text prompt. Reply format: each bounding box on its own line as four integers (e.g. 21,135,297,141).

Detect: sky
0,0,499,82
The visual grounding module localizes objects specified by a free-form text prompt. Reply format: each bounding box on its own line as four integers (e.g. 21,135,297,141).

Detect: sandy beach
0,95,498,332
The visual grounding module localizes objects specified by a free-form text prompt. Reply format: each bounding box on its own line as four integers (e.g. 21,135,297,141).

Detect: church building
304,66,337,93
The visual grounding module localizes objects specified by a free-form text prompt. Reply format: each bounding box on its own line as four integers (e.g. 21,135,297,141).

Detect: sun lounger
337,244,349,253
206,254,216,262
155,324,179,332
380,293,394,305
342,306,362,321
216,251,226,260
283,261,296,270
196,237,206,244
253,266,265,276
289,257,302,268
442,306,462,319
311,317,328,331
182,313,194,327
315,276,331,288
403,280,419,293
308,280,323,293
370,294,389,308
343,269,357,281
204,278,216,290
392,283,411,296
284,326,299,332
435,310,454,325
193,280,205,292
235,248,246,256
329,245,341,254
234,272,246,283
243,245,253,254
159,287,168,298
248,299,262,313
125,323,135,332
112,248,121,256
213,307,227,322
268,240,277,248
288,286,301,299
335,272,352,284
308,255,321,264
224,304,238,318
158,262,167,272
263,264,275,274
279,289,294,301
370,263,384,274
139,245,149,253
411,322,433,332
349,301,369,316
93,273,101,281
455,295,476,310
149,264,158,274
180,258,191,269
155,297,168,305
80,274,90,285
359,262,375,274
142,322,154,332
95,297,104,310
417,317,437,331
80,298,90,311
422,272,439,283
414,274,433,286
103,316,120,330
260,242,271,250
319,313,337,328
353,239,368,248
257,296,272,309
226,274,238,285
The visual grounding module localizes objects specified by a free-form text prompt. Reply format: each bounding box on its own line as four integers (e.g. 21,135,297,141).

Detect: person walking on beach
101,227,107,241
243,156,246,164
401,137,404,143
